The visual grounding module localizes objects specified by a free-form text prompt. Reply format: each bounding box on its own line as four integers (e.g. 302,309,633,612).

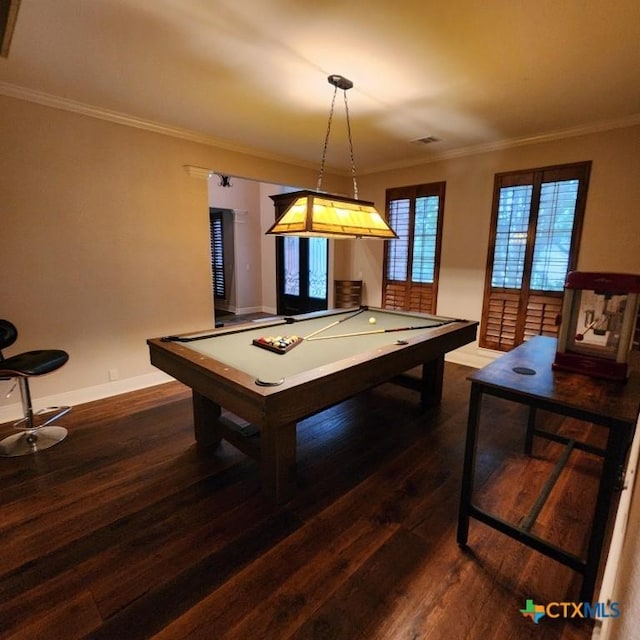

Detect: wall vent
410,135,442,145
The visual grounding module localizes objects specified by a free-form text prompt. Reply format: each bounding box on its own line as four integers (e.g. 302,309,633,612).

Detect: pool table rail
149,318,476,423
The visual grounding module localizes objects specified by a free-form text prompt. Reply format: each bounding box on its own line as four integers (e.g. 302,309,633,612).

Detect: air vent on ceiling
410,135,442,145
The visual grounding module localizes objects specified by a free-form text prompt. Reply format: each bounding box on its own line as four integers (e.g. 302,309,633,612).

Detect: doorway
209,207,234,316
276,236,328,315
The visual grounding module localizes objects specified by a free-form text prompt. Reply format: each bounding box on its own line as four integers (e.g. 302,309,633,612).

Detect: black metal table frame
457,362,634,604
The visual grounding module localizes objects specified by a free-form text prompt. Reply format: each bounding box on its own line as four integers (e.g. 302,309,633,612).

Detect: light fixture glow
267,75,397,240
266,190,397,239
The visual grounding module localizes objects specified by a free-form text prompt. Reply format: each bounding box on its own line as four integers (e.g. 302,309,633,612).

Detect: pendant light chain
316,78,359,199
343,89,359,200
316,84,338,192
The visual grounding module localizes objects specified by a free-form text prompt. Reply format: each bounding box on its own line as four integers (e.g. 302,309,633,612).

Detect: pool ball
369,317,377,324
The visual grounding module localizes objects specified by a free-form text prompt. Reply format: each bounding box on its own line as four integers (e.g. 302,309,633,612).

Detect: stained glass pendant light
266,75,398,239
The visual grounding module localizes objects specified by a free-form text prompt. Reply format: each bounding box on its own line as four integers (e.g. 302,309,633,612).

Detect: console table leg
524,406,537,455
458,384,483,545
580,423,629,603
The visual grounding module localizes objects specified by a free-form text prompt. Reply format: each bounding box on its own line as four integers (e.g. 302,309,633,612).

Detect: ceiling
1,0,640,175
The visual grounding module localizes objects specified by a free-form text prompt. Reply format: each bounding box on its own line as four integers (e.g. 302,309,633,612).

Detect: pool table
148,306,477,502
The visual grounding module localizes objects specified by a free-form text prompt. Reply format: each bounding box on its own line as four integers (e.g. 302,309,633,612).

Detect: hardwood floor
0,363,602,639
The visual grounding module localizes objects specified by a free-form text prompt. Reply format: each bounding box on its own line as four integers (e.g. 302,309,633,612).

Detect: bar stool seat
0,320,71,457
1,350,69,377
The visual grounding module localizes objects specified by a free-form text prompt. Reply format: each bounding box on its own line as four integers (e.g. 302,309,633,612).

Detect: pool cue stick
302,307,367,340
161,318,288,342
306,323,447,341
162,307,368,343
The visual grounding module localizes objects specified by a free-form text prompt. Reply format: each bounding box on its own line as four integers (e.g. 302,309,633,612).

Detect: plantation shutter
480,162,591,351
210,210,226,300
382,182,445,314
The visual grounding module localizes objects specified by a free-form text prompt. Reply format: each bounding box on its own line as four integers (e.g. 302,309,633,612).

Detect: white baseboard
0,371,174,423
235,305,267,315
216,305,266,316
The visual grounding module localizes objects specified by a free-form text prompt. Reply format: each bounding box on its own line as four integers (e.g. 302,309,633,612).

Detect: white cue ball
368,317,377,325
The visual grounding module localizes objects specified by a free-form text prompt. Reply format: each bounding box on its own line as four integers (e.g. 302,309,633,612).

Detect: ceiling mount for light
327,74,353,91
266,75,397,240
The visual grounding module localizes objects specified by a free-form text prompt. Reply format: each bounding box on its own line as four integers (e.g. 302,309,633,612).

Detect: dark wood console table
457,336,640,602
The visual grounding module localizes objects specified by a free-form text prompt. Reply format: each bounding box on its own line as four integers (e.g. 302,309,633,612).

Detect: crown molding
363,112,640,175
0,80,320,170
183,165,213,179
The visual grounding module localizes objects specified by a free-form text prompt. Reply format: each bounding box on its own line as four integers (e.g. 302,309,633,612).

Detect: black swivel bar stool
0,320,71,457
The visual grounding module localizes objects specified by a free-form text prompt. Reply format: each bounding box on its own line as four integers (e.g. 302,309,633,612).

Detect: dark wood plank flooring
0,363,601,639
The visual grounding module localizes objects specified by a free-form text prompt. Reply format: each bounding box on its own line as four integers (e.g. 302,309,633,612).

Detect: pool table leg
260,421,297,504
191,391,223,449
421,355,444,409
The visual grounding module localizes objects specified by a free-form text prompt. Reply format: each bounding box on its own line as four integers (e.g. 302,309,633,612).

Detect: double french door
276,236,328,315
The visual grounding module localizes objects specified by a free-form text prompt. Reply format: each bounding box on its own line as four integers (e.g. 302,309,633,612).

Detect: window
382,182,445,314
480,162,591,351
209,209,226,300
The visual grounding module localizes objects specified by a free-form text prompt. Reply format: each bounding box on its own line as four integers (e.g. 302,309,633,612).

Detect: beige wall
0,94,344,416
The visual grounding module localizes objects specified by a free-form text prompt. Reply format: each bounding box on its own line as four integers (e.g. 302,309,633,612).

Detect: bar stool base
0,426,68,457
